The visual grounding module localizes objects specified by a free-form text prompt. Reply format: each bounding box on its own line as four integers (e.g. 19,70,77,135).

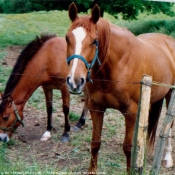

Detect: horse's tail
147,98,164,149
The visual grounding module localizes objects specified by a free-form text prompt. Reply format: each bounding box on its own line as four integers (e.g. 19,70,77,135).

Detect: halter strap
66,40,101,83
0,99,24,132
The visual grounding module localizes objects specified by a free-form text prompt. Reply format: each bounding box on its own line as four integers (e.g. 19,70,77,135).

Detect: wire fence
0,64,175,174
0,70,173,126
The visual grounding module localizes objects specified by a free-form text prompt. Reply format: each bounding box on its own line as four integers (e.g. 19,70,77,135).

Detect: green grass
0,10,71,47
0,51,11,91
1,9,175,47
0,142,59,174
0,8,175,175
69,112,80,122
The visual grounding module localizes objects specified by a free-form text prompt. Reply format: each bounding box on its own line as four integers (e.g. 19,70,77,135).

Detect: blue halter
66,40,101,83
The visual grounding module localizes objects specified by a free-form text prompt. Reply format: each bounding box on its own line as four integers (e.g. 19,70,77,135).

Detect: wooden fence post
150,84,175,175
131,75,152,175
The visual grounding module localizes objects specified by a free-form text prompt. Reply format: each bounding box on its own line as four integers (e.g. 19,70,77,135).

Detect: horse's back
136,33,175,102
136,33,175,73
35,36,67,71
26,36,67,89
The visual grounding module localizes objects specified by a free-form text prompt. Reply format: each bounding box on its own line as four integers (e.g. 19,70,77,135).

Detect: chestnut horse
0,34,88,142
65,3,175,173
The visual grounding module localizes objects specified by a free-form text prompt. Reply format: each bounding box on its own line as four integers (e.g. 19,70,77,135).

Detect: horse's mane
96,18,110,65
69,17,110,64
0,34,57,112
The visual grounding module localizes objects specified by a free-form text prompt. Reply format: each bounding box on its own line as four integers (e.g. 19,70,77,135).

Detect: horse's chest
87,82,135,110
89,90,119,109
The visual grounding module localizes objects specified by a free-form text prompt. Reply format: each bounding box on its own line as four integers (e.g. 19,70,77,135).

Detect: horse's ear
90,4,100,24
68,2,78,22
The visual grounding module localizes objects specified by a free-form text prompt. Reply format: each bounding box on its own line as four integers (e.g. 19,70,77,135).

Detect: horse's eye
91,39,97,45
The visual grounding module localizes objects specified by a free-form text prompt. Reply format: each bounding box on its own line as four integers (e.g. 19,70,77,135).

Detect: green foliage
130,19,175,37
69,112,79,121
0,0,73,13
0,0,174,20
0,0,32,13
89,0,174,20
0,9,175,175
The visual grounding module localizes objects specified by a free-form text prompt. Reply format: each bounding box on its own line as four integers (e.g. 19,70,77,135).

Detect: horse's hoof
60,136,70,142
71,126,81,132
40,131,51,141
138,167,143,174
162,159,174,168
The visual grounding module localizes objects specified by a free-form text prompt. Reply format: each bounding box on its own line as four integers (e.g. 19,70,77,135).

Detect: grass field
0,8,175,175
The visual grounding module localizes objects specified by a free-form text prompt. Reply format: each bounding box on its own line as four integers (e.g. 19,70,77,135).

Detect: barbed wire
1,72,175,88
0,71,172,117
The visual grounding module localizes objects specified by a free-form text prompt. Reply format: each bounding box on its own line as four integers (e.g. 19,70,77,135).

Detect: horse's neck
11,74,39,106
111,25,136,52
95,25,138,79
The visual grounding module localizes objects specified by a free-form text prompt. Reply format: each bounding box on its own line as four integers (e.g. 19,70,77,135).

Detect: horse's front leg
73,96,88,132
60,86,70,142
40,87,53,141
88,105,105,173
123,104,137,173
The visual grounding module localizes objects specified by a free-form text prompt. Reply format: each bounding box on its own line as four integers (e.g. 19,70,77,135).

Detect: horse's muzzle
0,133,9,142
66,76,85,94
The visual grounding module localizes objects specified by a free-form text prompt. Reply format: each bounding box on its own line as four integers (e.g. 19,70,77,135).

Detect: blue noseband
66,40,101,83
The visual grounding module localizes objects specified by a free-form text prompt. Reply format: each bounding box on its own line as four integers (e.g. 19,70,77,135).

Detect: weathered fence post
150,84,175,175
131,75,152,175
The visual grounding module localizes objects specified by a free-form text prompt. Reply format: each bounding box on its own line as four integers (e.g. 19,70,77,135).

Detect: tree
82,0,174,20
0,0,174,20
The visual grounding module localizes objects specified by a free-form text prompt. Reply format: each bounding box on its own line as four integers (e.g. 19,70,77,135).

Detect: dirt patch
2,46,23,66
1,46,175,174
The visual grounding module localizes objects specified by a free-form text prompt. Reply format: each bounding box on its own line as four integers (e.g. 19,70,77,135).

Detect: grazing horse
65,3,175,173
0,34,88,142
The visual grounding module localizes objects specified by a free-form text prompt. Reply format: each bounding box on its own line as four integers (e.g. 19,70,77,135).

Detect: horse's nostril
66,77,74,89
66,77,71,86
80,78,85,86
3,116,9,121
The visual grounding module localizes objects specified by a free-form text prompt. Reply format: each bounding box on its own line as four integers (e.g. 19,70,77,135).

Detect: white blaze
70,27,86,83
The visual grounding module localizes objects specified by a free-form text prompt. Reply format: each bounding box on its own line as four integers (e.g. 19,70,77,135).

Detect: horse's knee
123,144,132,156
62,104,69,116
91,141,101,155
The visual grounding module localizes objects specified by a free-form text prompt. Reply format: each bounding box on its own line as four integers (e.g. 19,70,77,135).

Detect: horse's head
66,2,101,94
0,92,24,142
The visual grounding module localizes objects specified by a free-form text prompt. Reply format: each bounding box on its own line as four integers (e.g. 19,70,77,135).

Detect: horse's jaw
69,89,83,95
0,133,10,142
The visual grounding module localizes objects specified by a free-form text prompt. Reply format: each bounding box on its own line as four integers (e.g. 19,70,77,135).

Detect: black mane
0,34,57,112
